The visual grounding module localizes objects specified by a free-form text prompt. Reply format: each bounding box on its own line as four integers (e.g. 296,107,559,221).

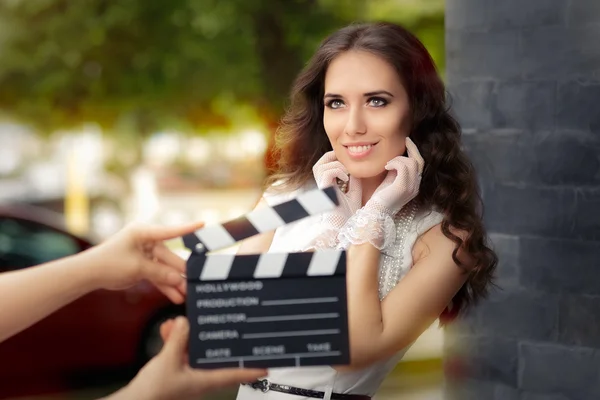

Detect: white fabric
336,206,397,251
310,151,363,251
237,183,444,399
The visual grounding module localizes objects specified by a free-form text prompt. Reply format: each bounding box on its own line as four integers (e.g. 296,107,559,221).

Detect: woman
236,22,497,399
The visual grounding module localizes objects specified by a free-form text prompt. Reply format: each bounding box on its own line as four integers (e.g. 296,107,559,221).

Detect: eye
367,97,388,107
325,99,345,109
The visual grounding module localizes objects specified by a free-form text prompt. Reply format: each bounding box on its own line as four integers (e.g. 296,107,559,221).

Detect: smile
343,142,378,158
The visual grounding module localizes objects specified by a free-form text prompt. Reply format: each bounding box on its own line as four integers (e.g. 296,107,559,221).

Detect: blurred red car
0,204,184,398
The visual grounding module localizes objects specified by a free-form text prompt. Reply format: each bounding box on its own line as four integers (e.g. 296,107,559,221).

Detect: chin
347,164,386,179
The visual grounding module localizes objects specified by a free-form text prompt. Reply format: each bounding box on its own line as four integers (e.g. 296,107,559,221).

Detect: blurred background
0,0,446,399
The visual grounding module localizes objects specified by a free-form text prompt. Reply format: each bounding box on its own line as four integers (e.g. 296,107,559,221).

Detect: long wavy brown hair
265,22,497,323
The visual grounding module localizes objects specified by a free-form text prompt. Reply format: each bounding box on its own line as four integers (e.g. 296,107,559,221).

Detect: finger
396,162,410,185
315,151,337,166
314,153,347,181
323,162,348,182
141,221,206,242
384,156,405,172
405,137,425,175
390,159,420,189
388,155,420,174
177,279,187,295
157,284,185,304
332,162,349,182
141,256,183,286
314,159,346,175
162,316,189,358
154,243,186,273
160,319,176,342
381,169,397,186
190,368,268,392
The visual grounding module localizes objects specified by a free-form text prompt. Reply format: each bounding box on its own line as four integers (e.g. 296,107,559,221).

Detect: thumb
162,316,189,359
160,318,176,342
193,368,268,392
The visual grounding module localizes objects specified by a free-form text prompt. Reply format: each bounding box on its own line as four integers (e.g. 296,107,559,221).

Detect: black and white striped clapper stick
182,186,339,254
182,186,350,369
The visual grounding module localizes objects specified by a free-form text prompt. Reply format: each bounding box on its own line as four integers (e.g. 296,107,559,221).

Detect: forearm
99,381,157,400
98,386,130,400
0,251,99,343
343,243,385,368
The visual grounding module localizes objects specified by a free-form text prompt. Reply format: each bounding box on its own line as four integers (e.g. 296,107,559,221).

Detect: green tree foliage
366,0,444,73
0,0,443,135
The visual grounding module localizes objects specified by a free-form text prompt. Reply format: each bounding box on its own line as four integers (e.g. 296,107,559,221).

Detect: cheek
323,112,343,144
388,131,407,157
373,113,409,156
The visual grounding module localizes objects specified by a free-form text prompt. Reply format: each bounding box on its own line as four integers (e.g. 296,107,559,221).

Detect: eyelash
368,97,388,107
325,97,389,109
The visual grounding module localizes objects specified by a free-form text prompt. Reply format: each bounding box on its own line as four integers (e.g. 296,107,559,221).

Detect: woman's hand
312,151,361,212
367,137,424,216
85,221,204,304
337,138,424,251
313,151,349,189
309,151,362,249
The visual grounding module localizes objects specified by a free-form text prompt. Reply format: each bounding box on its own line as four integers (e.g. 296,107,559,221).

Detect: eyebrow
323,90,395,99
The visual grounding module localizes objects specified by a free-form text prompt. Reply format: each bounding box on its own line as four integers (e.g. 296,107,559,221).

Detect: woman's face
323,50,411,179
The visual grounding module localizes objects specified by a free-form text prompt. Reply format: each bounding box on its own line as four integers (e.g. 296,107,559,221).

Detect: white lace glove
306,151,362,250
338,138,424,251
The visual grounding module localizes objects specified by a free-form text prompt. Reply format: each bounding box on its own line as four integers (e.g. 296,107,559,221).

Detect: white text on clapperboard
195,281,335,359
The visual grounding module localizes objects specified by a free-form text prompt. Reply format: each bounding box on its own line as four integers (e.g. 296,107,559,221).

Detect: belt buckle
259,379,271,393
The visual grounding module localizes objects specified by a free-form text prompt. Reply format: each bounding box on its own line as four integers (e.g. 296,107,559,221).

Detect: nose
344,107,367,136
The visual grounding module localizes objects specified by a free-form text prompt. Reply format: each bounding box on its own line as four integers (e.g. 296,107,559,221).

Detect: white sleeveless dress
235,184,444,400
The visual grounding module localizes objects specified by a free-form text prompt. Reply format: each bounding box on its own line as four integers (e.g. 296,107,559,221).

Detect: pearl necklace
378,202,417,300
335,177,418,299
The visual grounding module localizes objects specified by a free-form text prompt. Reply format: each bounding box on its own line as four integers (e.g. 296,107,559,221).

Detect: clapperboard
181,186,350,369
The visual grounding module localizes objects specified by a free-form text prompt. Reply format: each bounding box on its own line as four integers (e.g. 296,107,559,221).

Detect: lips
343,142,378,157
343,142,377,154
347,144,373,155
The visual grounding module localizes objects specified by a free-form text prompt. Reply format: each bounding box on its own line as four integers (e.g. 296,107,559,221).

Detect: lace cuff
337,207,397,251
301,211,349,251
302,228,340,251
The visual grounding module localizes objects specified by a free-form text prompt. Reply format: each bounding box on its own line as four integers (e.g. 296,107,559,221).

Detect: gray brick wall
445,1,600,399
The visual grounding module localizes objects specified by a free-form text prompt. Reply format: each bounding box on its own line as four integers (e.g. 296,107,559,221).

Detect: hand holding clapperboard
181,186,350,369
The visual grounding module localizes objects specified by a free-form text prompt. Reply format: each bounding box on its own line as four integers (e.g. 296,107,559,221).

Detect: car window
0,217,81,270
